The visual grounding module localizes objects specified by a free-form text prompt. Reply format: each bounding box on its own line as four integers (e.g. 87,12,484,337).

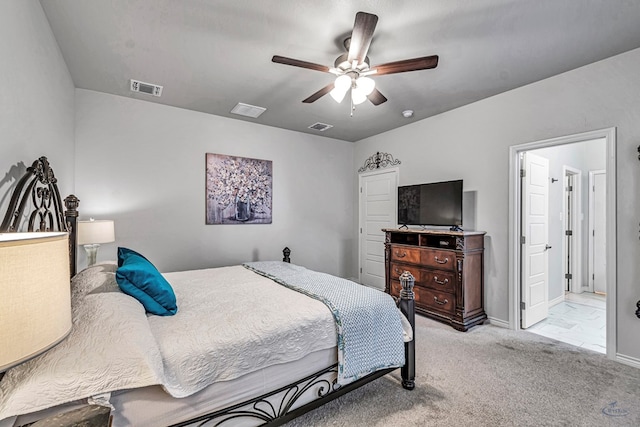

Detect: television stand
383,228,487,331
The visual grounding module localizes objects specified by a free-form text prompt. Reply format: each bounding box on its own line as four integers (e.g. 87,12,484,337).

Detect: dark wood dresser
383,228,487,331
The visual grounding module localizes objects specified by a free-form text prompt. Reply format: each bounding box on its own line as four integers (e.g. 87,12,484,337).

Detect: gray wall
74,89,355,276
533,138,606,302
0,1,75,215
354,47,640,360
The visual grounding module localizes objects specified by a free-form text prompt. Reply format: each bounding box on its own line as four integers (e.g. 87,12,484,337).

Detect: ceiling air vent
230,103,267,118
308,122,333,132
130,79,163,97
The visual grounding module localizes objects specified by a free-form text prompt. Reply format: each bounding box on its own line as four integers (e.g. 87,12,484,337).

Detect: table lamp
77,218,115,267
0,232,72,373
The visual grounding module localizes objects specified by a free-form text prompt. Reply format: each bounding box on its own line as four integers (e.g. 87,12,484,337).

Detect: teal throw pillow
116,247,177,316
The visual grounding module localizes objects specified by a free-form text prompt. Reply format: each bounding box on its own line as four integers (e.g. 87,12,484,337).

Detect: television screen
398,180,463,227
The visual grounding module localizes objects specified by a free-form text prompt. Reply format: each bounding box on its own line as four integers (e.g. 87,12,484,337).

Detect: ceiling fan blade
373,55,439,75
302,83,335,103
272,55,330,73
367,88,387,106
347,12,378,64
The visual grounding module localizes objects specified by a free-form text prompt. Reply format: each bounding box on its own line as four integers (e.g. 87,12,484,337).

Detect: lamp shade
77,219,115,245
0,232,71,372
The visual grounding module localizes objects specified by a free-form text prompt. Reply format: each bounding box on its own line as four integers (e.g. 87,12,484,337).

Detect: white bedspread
150,266,336,397
0,263,337,421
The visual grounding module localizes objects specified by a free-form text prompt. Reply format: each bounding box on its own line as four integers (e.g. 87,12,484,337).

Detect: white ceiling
40,0,640,142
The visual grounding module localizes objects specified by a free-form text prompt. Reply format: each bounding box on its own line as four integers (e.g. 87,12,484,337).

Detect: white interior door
359,169,398,290
521,152,550,328
590,171,607,294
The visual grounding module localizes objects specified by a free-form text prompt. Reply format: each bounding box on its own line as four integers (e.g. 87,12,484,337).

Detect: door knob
545,244,552,250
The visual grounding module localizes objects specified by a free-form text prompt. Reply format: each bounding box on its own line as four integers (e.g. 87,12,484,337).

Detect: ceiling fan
272,11,439,109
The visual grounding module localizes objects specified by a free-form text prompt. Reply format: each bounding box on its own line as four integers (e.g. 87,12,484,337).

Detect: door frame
508,127,616,359
562,165,582,294
358,167,399,285
588,169,606,294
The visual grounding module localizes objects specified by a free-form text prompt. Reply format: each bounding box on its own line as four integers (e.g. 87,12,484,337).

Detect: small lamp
77,219,115,267
0,232,72,372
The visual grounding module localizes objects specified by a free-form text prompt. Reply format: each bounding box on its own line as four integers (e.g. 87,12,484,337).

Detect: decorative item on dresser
384,228,487,331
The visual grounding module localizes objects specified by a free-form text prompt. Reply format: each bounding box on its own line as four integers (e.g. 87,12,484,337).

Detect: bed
0,157,416,427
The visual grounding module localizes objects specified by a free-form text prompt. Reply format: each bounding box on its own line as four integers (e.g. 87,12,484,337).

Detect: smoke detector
308,122,333,132
130,79,163,97
402,110,414,118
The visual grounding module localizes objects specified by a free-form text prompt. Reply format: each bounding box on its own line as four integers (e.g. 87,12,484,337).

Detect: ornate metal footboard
170,364,394,427
170,258,416,427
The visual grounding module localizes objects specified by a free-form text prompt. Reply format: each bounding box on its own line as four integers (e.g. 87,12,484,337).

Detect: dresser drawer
392,280,454,315
390,279,401,297
419,288,455,315
390,263,422,282
390,246,421,264
392,280,427,307
421,249,456,271
421,270,456,293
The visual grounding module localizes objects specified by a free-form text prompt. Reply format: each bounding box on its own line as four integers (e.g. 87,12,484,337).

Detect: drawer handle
434,256,449,264
394,267,403,275
433,296,449,305
394,251,407,258
433,276,449,286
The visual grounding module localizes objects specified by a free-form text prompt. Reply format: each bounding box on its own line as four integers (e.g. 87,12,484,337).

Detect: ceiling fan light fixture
334,75,351,91
330,75,352,103
351,87,368,105
355,76,375,96
330,86,348,103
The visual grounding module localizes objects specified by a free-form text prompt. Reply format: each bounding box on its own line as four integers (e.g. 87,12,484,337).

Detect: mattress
11,347,337,427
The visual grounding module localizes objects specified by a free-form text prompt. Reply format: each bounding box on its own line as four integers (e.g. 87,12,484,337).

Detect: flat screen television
397,180,463,228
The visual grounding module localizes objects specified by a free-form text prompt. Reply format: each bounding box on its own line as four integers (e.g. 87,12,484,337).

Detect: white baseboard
616,353,640,369
486,316,509,328
549,294,564,307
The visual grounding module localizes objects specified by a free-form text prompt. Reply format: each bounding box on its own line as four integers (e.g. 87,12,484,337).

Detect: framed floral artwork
205,153,272,224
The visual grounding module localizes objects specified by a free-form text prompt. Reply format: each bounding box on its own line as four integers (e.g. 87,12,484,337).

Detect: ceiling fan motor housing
334,53,370,73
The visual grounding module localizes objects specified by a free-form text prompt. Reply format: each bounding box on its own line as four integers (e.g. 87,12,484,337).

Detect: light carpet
285,315,640,426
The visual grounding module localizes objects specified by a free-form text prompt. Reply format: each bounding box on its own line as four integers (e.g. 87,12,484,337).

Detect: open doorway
508,128,617,359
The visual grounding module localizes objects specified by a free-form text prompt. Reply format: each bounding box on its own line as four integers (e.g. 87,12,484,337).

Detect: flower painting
206,153,272,224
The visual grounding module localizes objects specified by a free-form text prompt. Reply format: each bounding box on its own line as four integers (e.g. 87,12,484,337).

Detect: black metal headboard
0,156,79,276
